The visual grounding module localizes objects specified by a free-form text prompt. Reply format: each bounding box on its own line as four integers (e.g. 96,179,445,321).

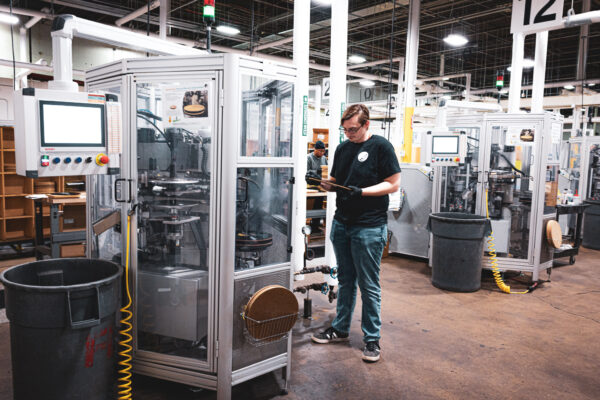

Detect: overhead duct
49,14,204,91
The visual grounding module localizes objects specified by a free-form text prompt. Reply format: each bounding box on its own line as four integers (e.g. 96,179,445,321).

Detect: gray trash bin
428,212,491,292
0,258,122,400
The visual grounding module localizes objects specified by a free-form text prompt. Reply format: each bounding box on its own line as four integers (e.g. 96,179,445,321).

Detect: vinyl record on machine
243,285,298,342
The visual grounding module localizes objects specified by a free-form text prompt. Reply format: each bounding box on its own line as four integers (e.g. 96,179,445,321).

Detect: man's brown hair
341,104,370,126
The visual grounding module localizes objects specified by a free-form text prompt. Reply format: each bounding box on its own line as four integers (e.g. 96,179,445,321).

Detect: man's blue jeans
330,219,388,343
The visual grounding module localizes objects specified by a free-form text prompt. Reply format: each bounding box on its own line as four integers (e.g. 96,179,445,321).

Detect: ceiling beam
115,0,160,27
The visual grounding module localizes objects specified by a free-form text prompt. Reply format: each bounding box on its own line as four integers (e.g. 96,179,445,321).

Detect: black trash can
583,200,600,250
428,212,491,292
0,258,122,400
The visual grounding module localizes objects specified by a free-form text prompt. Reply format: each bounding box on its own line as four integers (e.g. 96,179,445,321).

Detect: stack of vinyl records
183,104,206,117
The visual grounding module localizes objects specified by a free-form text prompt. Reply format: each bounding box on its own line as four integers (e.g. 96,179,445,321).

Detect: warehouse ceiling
10,0,600,96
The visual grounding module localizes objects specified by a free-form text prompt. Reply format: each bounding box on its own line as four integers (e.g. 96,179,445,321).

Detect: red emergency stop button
455,157,460,162
96,153,109,166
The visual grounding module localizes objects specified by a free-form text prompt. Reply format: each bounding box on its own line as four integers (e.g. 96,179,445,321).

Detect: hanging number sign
322,78,331,100
510,0,564,34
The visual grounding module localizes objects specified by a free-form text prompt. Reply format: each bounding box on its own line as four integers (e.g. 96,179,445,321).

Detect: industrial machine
14,88,122,177
560,135,600,201
84,54,297,397
429,112,563,281
423,130,468,167
387,125,434,259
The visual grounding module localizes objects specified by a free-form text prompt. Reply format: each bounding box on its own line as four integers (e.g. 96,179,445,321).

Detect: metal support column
576,0,591,94
159,0,170,40
292,0,311,277
508,31,525,113
392,59,405,150
325,0,348,273
401,0,420,162
532,31,548,113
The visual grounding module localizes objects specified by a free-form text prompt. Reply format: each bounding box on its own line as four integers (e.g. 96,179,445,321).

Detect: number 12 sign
511,0,564,34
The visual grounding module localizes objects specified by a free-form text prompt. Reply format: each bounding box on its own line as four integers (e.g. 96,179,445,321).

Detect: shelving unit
306,128,329,248
0,124,86,255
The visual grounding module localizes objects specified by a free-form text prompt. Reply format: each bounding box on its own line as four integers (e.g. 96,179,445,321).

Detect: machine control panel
423,131,467,167
14,88,122,178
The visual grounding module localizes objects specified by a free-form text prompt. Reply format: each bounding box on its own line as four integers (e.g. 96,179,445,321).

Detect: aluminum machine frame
430,112,563,281
560,135,600,201
85,54,297,398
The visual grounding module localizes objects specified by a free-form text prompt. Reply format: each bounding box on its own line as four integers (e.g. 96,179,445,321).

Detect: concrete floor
1,248,599,399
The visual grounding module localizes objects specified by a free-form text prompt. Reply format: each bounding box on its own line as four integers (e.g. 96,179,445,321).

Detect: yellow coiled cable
117,214,134,399
485,190,529,294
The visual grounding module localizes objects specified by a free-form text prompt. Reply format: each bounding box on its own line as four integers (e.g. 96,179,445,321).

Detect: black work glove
305,171,321,185
348,185,363,198
339,185,362,201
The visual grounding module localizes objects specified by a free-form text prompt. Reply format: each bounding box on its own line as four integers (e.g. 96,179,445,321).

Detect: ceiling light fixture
359,80,375,87
564,84,575,90
443,34,468,47
216,25,240,35
588,83,596,87
348,55,367,64
0,13,19,25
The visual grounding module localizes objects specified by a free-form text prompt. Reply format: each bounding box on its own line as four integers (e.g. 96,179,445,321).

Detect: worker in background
307,140,327,177
306,140,327,233
311,104,401,363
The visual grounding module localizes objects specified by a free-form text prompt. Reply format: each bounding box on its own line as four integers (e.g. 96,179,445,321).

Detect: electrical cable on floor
117,214,134,399
485,190,531,294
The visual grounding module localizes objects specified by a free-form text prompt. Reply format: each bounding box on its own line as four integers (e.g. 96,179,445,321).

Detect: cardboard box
60,243,85,258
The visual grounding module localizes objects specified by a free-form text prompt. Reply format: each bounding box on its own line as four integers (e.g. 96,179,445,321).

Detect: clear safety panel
235,167,293,270
486,125,536,259
135,80,214,362
439,127,480,214
588,143,600,200
240,75,294,158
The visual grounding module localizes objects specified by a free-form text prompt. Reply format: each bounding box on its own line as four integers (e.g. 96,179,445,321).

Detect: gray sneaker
311,327,349,344
362,341,380,362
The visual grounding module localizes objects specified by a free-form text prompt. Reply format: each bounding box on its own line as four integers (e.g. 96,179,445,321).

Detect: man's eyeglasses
342,124,363,134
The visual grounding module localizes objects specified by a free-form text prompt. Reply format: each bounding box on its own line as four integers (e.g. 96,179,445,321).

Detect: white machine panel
423,131,467,167
14,88,121,178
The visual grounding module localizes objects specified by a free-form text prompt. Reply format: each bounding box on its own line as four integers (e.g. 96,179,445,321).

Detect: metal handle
67,287,101,329
115,178,126,203
115,178,134,203
128,179,133,203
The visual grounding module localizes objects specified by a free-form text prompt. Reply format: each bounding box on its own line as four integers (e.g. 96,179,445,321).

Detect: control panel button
75,157,82,164
52,157,61,164
64,157,72,164
41,155,50,167
85,157,93,163
96,153,109,166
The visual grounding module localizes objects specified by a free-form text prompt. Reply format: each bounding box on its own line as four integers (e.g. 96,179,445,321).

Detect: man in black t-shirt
311,104,401,363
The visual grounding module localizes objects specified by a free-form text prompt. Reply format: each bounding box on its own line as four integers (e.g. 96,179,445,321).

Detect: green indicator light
203,5,215,18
